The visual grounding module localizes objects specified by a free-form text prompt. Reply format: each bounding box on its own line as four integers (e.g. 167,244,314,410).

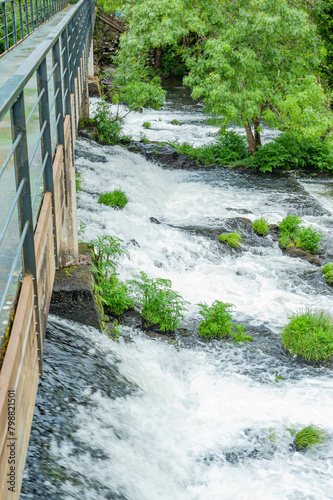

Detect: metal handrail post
24,0,29,35
2,3,8,51
10,91,43,375
18,0,24,39
30,0,34,30
36,59,59,267
34,0,38,27
11,0,17,45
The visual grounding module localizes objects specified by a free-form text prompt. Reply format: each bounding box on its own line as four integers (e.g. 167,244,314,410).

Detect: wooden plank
0,276,37,499
52,145,65,254
70,93,75,148
74,77,79,129
34,193,56,343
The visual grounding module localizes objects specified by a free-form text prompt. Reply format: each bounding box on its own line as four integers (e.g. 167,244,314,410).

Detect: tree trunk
244,120,256,154
253,117,261,148
154,46,162,70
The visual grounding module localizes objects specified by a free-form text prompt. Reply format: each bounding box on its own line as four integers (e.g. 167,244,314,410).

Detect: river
21,86,333,500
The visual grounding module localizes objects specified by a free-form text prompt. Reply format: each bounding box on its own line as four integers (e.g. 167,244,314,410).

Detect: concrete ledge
49,243,103,330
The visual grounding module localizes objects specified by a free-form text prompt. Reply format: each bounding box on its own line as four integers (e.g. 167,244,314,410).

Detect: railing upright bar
34,0,38,27
18,0,24,39
2,3,8,51
24,0,29,35
11,0,17,44
10,90,43,375
30,0,34,30
36,58,59,266
61,26,71,115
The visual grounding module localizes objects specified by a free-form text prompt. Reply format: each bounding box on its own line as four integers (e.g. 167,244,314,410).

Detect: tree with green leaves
315,0,333,92
111,0,332,153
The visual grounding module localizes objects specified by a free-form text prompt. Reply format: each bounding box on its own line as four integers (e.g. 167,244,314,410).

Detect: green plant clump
278,215,323,254
252,217,269,237
91,100,123,145
98,276,134,316
98,190,129,209
198,301,253,342
142,121,151,129
90,235,129,279
288,424,330,451
281,309,333,362
75,172,83,192
219,232,242,248
322,262,333,274
130,272,189,332
324,270,333,285
169,119,180,125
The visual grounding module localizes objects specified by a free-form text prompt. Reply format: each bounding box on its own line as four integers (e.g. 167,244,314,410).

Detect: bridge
0,0,96,496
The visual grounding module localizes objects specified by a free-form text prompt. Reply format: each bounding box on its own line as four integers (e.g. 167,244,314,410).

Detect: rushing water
22,87,333,499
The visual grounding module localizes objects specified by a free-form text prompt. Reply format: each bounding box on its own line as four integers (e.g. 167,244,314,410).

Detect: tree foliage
113,0,333,152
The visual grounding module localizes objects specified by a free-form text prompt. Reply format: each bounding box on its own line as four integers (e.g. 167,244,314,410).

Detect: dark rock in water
78,127,98,142
283,247,322,267
120,309,143,329
127,142,200,170
150,217,161,224
128,239,140,247
226,208,253,214
50,243,104,330
75,144,107,163
269,224,280,241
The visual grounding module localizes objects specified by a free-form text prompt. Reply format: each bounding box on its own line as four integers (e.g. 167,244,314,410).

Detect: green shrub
278,215,323,254
252,217,269,237
169,119,180,125
75,172,83,192
324,270,333,284
140,132,149,144
232,323,254,343
171,131,249,166
245,134,333,173
322,262,333,274
91,100,123,145
219,232,242,248
98,190,129,209
281,309,333,362
90,235,129,279
142,122,151,129
198,301,234,339
98,276,134,316
288,424,330,451
295,226,324,254
130,272,189,332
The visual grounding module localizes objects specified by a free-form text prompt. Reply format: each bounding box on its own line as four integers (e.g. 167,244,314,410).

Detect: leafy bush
90,235,129,279
281,309,333,362
232,323,254,343
130,272,189,332
142,122,151,129
75,172,83,192
219,232,242,248
294,226,324,254
288,424,330,451
198,301,252,342
278,215,323,254
324,270,333,284
98,190,129,209
171,131,249,166
322,262,333,274
91,100,123,145
198,301,234,339
98,276,134,316
252,217,269,237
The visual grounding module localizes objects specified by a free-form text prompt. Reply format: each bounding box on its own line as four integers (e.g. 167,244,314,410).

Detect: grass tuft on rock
252,217,269,237
281,309,333,362
324,270,333,285
219,232,242,248
198,301,253,342
288,424,330,451
278,215,323,254
322,262,333,274
98,190,129,209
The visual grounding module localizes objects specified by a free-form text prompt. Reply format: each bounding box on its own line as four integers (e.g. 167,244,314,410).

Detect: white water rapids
22,89,333,500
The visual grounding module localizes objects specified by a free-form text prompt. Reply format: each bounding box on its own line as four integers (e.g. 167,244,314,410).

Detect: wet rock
120,309,143,329
269,224,280,241
283,247,322,267
50,243,104,330
226,208,253,214
128,239,140,247
78,127,98,142
150,217,161,224
127,142,201,169
75,145,107,163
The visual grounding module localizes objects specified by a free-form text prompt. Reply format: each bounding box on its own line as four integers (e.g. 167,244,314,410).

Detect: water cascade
21,87,333,500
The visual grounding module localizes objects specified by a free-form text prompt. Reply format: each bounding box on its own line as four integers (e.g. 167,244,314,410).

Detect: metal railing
0,0,68,54
0,0,95,365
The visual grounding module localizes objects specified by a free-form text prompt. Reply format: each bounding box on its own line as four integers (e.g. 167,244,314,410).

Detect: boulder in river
283,247,322,267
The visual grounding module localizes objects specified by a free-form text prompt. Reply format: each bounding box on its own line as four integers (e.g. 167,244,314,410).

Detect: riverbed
21,86,333,500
